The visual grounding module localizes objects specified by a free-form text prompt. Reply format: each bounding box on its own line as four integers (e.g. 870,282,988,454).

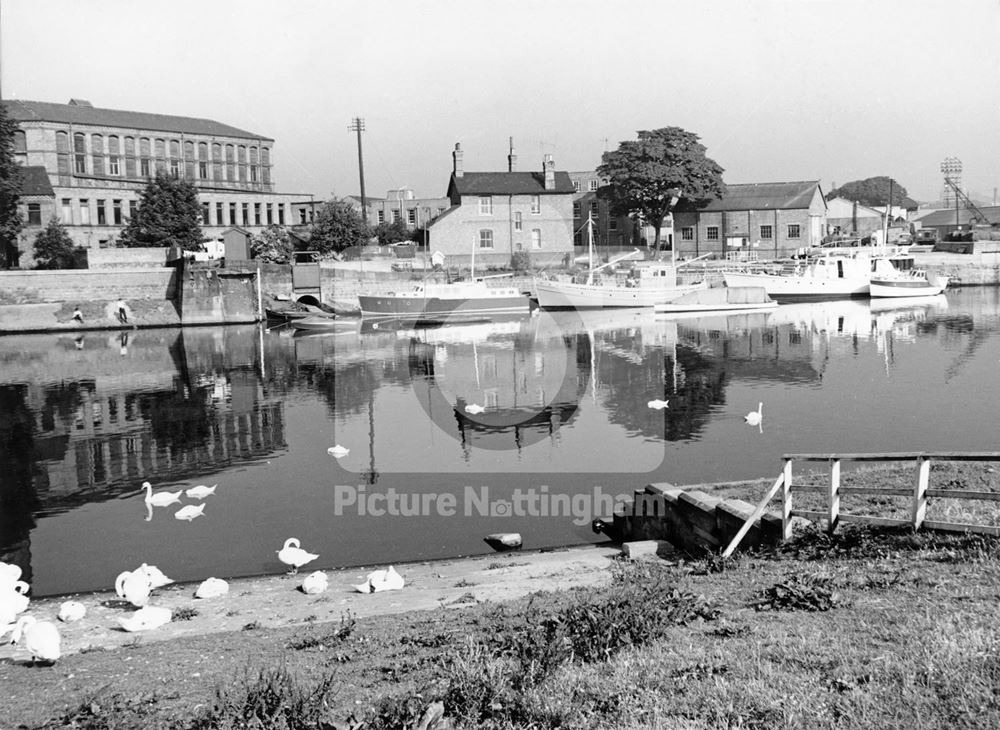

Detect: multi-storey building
567,171,638,251
6,98,312,266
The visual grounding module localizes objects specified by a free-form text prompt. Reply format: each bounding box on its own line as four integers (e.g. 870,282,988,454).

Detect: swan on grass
277,538,319,574
647,399,669,410
185,484,217,499
115,570,152,607
744,402,763,428
118,605,172,633
136,563,174,590
174,504,206,522
353,565,405,594
301,571,329,595
0,580,30,617
142,481,182,507
0,561,22,586
58,600,87,622
9,615,61,664
195,577,229,599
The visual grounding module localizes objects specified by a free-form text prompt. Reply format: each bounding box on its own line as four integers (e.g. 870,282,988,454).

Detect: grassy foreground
5,520,1000,730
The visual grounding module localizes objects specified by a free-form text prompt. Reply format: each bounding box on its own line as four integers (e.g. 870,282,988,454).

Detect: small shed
222,227,252,261
430,250,446,268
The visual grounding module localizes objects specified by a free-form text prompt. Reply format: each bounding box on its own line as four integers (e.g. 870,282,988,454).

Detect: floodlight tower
940,157,963,207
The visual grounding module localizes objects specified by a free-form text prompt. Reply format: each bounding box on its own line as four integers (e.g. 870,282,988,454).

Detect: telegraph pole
349,117,368,226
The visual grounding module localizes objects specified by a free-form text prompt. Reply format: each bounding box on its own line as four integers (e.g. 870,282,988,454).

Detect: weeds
173,606,199,621
287,612,355,651
754,572,839,612
33,691,162,730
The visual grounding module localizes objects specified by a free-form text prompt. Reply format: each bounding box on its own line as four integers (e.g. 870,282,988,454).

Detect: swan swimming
277,538,319,573
185,484,217,499
58,600,87,622
9,615,61,664
744,402,763,427
353,565,405,593
118,605,172,633
327,445,350,458
115,570,152,607
174,504,206,522
301,571,329,595
195,577,229,599
136,563,174,590
647,399,669,410
464,403,486,415
142,481,182,507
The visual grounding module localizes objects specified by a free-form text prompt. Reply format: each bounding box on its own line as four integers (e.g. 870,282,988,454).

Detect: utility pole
349,117,368,226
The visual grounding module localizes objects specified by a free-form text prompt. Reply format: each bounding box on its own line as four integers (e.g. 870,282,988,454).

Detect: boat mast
881,179,893,249
586,213,595,285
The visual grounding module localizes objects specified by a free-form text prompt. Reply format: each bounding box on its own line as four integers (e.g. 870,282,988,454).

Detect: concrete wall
87,247,171,268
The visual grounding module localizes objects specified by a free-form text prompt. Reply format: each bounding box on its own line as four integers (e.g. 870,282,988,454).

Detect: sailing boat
533,214,707,309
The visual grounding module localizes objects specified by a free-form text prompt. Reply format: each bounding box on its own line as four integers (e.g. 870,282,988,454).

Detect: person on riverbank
72,306,83,324
117,299,128,324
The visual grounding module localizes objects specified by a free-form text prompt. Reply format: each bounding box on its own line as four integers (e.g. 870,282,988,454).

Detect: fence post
782,458,793,540
913,455,930,530
828,458,841,534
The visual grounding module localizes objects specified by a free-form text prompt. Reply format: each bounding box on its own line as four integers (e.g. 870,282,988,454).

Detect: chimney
543,153,555,190
452,143,463,178
508,137,517,172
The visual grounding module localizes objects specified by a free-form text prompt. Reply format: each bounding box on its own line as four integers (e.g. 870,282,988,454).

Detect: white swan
0,561,22,585
195,577,229,599
118,605,172,633
10,615,61,663
142,481,182,507
464,403,485,415
744,402,763,427
174,504,206,522
58,600,87,622
647,399,669,410
0,580,30,616
115,570,152,607
136,563,174,590
353,565,405,593
327,445,350,458
185,484,217,499
301,571,329,595
277,538,319,573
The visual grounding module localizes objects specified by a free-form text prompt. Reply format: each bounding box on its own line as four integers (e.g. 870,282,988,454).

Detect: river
3,287,1000,596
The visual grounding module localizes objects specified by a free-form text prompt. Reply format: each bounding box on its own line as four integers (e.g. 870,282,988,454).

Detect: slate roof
918,206,1000,227
449,171,576,196
698,181,822,212
4,99,271,141
18,166,54,196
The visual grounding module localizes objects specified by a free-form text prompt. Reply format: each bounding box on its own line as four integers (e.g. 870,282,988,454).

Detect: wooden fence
721,452,1000,558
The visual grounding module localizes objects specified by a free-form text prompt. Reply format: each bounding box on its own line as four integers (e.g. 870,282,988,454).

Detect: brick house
672,181,827,260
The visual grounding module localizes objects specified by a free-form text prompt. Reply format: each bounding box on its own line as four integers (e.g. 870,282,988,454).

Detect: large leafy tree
119,172,203,250
33,218,85,269
372,219,417,246
250,224,295,263
598,127,725,248
309,198,370,256
0,104,24,268
827,177,912,207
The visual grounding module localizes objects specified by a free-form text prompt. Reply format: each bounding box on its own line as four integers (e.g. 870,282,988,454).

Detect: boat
266,307,310,321
290,315,358,332
653,286,778,314
534,214,707,309
722,249,879,300
358,277,530,320
869,253,949,298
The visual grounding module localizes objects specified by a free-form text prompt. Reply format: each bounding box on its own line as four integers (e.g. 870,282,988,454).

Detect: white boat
722,250,876,300
869,254,948,297
290,315,358,332
358,278,530,319
534,214,706,309
654,286,778,314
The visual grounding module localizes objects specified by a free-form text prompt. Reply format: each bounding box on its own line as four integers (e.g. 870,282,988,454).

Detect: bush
33,218,86,269
510,250,531,272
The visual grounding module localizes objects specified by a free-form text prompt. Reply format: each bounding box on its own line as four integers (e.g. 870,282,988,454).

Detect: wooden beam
721,471,784,558
913,455,930,530
828,459,841,534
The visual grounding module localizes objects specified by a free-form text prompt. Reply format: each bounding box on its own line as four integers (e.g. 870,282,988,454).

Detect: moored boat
653,286,778,314
869,254,948,297
358,277,531,319
290,315,357,332
722,250,876,300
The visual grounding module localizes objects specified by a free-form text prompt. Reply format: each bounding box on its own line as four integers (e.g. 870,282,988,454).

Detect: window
479,196,493,215
108,136,120,175
124,137,136,177
91,134,103,175
57,131,71,177
530,195,540,214
588,179,599,192
170,159,180,177
531,229,541,249
590,202,599,218
199,161,208,179
514,212,522,231
250,147,259,183
212,143,223,179
254,203,261,226
706,226,719,241
229,202,237,224
609,217,618,231
140,137,151,177
113,200,123,225
225,144,235,181
241,203,249,225
216,202,224,224
479,229,494,249
574,231,583,246
788,224,801,238
201,202,210,225
261,147,271,184
681,227,694,241
27,203,41,225
61,198,72,222
80,199,90,225
391,209,400,223
154,139,166,173
760,224,773,239
299,208,307,224
278,205,285,225
13,130,25,153
129,200,137,220
266,203,273,225
74,133,87,174
406,208,416,225
377,209,385,224
573,202,581,217
573,180,580,192
96,200,106,225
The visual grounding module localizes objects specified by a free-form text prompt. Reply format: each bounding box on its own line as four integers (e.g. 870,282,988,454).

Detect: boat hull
358,293,530,318
534,279,707,309
722,271,869,299
869,277,948,298
290,316,357,331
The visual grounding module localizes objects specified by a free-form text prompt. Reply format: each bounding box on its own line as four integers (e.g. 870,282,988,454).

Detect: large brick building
5,98,311,266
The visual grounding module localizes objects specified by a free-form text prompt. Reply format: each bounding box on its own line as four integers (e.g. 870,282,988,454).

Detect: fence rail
721,452,1000,558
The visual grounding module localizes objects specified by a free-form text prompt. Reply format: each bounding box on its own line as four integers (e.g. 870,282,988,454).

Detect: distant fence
722,452,1000,557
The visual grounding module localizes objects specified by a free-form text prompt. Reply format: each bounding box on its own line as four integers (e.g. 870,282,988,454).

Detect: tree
309,198,370,256
0,104,24,268
250,225,295,263
597,127,725,248
32,218,85,269
827,177,912,208
372,219,417,246
118,172,203,250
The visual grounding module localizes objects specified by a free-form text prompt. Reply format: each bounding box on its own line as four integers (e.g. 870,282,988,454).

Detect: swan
647,399,669,410
118,605,172,633
353,565,405,594
301,571,329,595
9,616,61,663
195,577,229,599
115,570,152,607
174,504,206,522
142,481,182,507
327,445,349,459
0,561,21,585
185,484,217,499
136,563,174,589
744,402,763,427
0,580,30,616
58,600,87,622
464,403,485,415
277,538,319,573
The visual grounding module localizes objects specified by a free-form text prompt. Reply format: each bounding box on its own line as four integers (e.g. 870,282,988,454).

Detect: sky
3,0,999,204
